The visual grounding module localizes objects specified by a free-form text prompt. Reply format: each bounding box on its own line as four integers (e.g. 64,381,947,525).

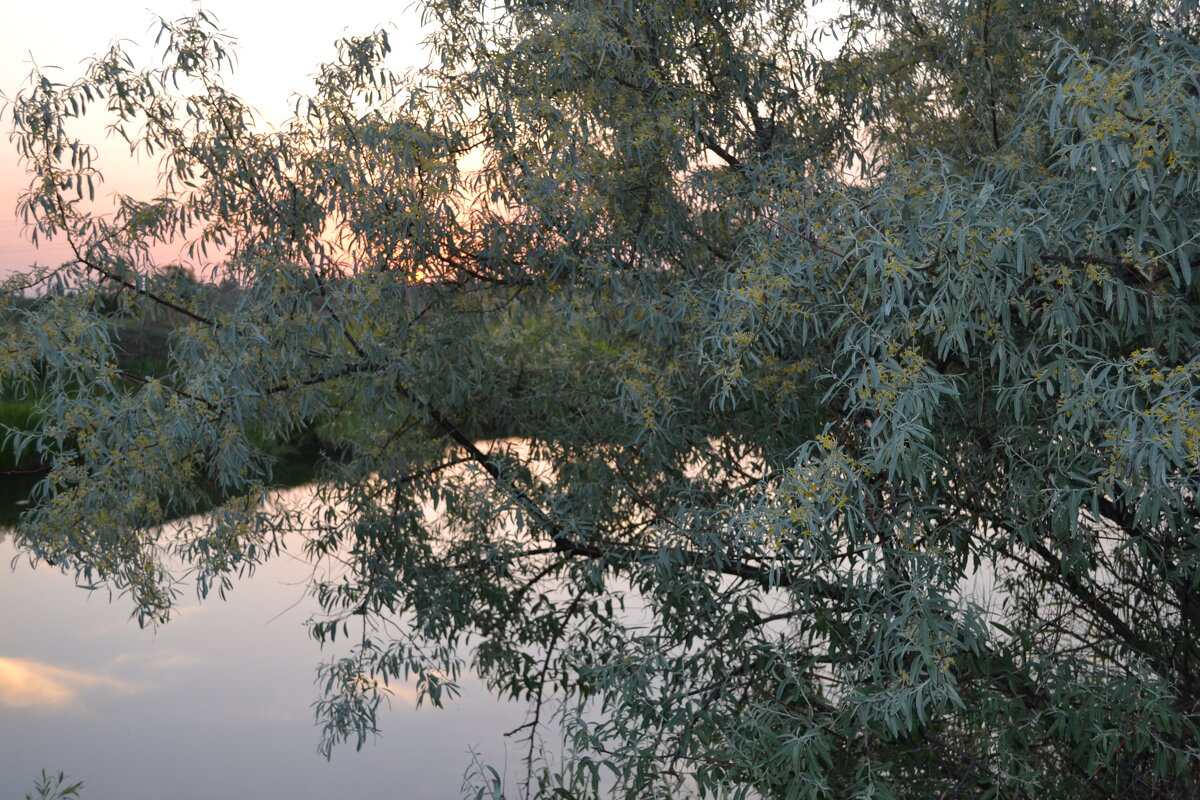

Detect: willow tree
6,0,1200,796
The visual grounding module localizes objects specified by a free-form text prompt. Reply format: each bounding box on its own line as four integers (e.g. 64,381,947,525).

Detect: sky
0,0,848,278
0,0,432,276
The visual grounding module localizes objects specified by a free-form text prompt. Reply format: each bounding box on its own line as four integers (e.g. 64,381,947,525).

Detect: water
0,484,530,800
0,459,1006,800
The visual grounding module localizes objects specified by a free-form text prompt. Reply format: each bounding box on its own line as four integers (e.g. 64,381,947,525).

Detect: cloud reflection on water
0,656,134,709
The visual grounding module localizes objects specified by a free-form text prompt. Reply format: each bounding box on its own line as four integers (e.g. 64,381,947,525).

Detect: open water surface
0,452,1003,800
0,484,533,800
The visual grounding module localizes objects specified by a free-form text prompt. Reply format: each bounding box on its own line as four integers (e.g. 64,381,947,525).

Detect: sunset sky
0,0,429,276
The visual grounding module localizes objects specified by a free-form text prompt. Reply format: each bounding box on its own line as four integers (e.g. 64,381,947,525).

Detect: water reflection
0,483,529,800
0,657,134,709
0,473,39,533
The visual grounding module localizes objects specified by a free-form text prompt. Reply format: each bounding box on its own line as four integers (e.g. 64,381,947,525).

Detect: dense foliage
5,0,1200,796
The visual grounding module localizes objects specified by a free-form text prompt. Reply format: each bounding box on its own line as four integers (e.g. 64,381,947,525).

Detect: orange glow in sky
0,0,429,277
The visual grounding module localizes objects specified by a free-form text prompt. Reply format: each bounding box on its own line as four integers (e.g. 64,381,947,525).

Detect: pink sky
0,0,428,277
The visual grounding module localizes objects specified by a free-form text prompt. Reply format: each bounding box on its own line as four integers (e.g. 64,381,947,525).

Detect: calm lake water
0,464,1003,800
0,484,535,800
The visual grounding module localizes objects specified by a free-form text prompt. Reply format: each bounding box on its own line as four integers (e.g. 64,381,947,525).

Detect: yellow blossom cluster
856,347,928,413
619,352,678,434
753,355,816,405
1058,53,1195,176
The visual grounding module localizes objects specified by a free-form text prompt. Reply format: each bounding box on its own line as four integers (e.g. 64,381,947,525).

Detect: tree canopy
5,0,1200,796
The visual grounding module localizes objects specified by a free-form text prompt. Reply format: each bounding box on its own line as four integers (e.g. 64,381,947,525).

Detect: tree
4,0,1200,796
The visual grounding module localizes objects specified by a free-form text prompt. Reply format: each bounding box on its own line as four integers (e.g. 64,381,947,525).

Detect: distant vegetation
0,274,332,522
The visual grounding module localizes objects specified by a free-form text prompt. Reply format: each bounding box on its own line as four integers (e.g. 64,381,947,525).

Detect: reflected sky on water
0,486,534,800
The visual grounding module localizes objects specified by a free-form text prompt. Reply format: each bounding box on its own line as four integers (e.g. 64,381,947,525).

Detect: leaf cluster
5,2,1200,798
